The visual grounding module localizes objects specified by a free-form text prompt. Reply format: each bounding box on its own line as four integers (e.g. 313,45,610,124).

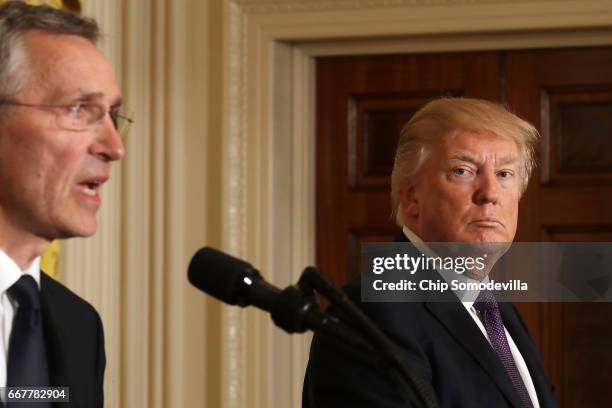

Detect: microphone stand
298,267,440,408
269,285,375,353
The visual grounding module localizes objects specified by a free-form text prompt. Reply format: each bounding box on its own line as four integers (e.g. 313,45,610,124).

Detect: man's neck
0,219,49,270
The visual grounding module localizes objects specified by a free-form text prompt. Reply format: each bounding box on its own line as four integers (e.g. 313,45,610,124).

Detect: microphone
188,247,333,334
188,247,280,311
188,248,438,407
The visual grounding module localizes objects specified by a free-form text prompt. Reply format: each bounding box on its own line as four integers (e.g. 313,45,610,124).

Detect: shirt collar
402,225,430,257
401,225,485,302
0,249,42,294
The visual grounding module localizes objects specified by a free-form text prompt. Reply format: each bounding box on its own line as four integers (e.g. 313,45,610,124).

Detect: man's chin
460,229,513,244
453,233,513,255
55,220,98,239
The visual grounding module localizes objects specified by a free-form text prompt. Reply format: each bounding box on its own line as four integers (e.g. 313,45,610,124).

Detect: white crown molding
235,0,560,14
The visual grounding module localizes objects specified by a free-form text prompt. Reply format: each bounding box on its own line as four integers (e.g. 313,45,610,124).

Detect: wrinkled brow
71,92,123,107
450,153,518,167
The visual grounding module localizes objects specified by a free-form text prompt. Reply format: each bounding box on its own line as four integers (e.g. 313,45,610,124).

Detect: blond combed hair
390,97,539,226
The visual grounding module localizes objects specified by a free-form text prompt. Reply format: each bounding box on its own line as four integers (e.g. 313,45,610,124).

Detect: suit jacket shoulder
40,272,105,408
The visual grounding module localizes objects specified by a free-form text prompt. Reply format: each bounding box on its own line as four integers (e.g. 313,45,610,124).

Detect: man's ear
399,183,419,221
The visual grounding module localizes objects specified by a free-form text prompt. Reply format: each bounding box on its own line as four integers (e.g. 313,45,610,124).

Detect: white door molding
220,1,612,407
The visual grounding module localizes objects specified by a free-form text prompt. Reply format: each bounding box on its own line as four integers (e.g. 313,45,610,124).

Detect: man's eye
452,168,470,176
498,170,512,178
66,103,82,115
109,106,118,120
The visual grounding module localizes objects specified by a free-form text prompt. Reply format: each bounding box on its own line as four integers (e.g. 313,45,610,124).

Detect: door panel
507,47,612,408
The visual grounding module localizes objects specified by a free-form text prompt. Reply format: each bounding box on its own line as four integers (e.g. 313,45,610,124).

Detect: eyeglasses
0,99,135,137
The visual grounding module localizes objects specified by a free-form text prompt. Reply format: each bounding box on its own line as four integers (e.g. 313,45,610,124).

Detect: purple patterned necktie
473,289,534,408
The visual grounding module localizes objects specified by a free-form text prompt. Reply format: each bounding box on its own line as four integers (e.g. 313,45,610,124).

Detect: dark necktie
6,275,50,408
474,289,534,408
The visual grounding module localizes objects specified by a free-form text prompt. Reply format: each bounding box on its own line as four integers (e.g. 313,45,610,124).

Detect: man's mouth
79,180,101,196
470,217,503,227
76,176,108,201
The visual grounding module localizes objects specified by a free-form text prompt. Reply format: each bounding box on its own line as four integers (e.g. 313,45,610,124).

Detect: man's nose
90,114,126,162
474,171,499,205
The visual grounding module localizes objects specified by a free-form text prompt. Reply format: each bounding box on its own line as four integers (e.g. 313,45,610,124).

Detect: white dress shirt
0,249,41,393
402,226,540,407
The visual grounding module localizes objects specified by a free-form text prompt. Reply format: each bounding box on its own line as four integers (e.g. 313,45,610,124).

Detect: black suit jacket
40,272,105,408
303,236,556,408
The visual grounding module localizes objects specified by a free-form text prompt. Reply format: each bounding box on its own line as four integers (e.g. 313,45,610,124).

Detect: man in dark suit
0,2,128,406
304,98,556,407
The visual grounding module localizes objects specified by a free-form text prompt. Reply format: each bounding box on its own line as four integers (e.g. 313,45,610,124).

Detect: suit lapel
424,298,525,407
395,232,526,407
40,273,74,404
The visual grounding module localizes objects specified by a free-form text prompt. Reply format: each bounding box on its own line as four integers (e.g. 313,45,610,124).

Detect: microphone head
188,247,258,305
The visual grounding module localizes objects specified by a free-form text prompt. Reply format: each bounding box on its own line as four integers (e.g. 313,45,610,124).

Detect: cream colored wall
56,0,612,407
61,0,212,407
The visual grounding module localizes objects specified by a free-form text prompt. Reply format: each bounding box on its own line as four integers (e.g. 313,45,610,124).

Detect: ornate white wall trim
220,0,612,407
221,2,250,407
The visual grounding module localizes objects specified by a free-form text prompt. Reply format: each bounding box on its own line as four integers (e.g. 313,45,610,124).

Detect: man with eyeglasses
0,2,131,407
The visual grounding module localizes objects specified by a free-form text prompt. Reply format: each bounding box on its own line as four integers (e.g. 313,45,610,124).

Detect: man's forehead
448,152,519,167
20,30,120,103
440,130,520,158
63,90,123,106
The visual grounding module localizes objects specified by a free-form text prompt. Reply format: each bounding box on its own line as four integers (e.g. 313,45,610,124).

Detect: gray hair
0,0,99,99
391,97,539,226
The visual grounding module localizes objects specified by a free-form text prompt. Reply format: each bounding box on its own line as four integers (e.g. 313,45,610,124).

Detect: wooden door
507,47,612,407
315,47,612,407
